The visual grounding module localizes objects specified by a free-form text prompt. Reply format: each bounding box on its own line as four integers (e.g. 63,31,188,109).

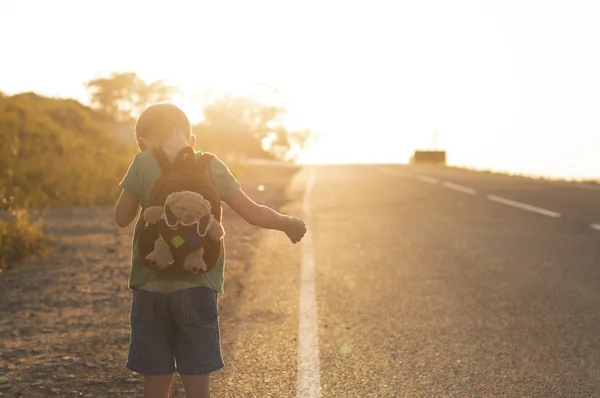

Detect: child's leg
180,374,210,397
126,289,177,397
169,287,224,397
143,374,174,398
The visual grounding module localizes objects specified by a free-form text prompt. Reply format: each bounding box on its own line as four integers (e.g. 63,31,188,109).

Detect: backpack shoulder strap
152,148,172,171
196,152,216,172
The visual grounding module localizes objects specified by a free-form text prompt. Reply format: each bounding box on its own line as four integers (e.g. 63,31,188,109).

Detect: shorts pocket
130,289,153,326
182,287,218,326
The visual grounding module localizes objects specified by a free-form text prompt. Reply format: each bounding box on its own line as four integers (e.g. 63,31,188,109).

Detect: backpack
136,146,224,274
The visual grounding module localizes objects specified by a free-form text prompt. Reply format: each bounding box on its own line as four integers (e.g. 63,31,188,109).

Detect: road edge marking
442,182,477,195
487,195,561,218
298,167,322,398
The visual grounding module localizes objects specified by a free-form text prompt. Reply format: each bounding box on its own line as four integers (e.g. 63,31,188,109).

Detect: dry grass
0,209,47,275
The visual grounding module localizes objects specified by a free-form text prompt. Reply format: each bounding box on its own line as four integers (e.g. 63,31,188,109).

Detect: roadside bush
0,208,46,274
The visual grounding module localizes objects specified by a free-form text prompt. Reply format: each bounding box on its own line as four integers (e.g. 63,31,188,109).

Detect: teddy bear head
165,191,212,225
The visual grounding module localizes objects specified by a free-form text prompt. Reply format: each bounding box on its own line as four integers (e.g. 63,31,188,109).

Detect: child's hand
284,216,307,244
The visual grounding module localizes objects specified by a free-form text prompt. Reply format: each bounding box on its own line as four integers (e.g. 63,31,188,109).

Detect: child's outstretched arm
225,189,306,244
116,153,142,228
114,189,140,228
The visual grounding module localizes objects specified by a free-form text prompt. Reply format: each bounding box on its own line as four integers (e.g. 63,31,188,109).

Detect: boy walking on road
114,102,307,398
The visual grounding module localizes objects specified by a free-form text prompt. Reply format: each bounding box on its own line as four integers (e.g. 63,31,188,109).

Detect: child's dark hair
135,102,192,143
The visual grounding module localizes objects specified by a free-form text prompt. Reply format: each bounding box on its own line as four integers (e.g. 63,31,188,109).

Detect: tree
265,127,313,162
85,72,179,121
194,94,311,161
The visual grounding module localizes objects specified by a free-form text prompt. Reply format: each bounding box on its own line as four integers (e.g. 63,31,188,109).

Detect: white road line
298,168,322,398
591,224,600,231
419,175,439,184
487,195,561,218
442,182,477,195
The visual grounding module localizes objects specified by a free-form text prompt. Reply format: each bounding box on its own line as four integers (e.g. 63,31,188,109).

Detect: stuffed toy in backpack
142,191,225,273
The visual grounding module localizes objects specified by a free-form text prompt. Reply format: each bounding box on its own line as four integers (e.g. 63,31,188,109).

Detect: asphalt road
298,164,600,397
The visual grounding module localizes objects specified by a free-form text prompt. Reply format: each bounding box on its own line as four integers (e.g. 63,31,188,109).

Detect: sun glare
2,0,600,178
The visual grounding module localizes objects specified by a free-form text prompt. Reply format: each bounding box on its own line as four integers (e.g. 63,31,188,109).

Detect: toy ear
165,193,180,208
143,206,163,224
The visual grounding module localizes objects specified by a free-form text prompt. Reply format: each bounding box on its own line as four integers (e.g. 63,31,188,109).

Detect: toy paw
145,237,174,268
143,206,164,224
208,219,225,241
183,248,207,274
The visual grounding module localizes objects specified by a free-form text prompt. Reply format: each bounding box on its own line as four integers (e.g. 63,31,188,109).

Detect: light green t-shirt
119,149,240,293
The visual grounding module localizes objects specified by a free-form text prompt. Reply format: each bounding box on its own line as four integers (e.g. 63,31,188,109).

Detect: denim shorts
126,286,224,375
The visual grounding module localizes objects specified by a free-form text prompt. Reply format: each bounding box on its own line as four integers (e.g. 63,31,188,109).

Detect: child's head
135,102,195,151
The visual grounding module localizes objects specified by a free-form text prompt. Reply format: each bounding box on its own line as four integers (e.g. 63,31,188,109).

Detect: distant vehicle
410,150,446,165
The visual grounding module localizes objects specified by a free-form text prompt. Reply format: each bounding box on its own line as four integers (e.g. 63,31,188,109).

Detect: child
114,102,307,398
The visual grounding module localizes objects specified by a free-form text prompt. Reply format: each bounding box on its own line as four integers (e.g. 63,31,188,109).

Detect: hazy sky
2,0,600,178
